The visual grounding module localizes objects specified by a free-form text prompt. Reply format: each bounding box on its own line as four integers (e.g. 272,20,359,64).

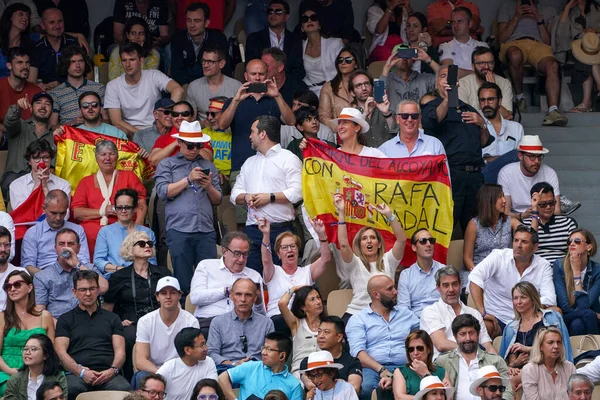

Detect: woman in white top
367,0,408,62
300,6,344,97
335,107,387,158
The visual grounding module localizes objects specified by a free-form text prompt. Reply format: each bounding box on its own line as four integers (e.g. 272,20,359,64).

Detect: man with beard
0,226,25,311
471,366,512,400
458,47,513,119
434,314,512,400
1,91,54,199
420,266,495,359
49,46,105,126
73,92,126,139
346,275,419,399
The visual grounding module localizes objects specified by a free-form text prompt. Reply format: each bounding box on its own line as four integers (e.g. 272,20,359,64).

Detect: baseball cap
155,276,181,293
154,98,175,110
32,92,53,106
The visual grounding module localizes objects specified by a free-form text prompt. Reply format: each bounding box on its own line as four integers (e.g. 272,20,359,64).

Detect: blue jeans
244,0,268,35
482,150,520,184
361,364,401,400
131,370,150,390
243,222,293,275
565,309,600,335
166,230,217,295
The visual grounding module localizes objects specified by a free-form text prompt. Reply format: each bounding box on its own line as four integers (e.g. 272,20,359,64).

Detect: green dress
0,326,47,395
399,364,446,395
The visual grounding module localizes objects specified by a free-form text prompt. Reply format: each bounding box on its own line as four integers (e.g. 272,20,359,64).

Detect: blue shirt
346,305,419,366
228,361,302,400
79,123,127,140
94,222,157,278
49,79,105,124
378,129,447,158
21,219,90,270
397,260,444,318
31,34,79,83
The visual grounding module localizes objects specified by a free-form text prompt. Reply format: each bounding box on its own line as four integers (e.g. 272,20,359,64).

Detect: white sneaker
561,196,581,215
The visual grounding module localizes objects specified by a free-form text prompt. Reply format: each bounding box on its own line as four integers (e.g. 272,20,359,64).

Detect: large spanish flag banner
302,139,453,266
54,126,155,194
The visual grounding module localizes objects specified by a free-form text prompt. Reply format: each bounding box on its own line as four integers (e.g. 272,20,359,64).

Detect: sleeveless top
291,318,319,377
0,320,47,384
473,216,512,265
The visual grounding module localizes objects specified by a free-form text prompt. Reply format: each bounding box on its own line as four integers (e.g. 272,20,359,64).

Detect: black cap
31,92,53,106
154,98,175,110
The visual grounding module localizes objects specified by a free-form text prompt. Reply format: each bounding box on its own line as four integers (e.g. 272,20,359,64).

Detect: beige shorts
499,39,555,72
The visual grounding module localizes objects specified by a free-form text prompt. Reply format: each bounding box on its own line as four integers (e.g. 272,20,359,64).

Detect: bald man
347,275,419,400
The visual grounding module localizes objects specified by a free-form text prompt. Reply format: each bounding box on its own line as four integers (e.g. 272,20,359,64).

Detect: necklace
319,382,337,400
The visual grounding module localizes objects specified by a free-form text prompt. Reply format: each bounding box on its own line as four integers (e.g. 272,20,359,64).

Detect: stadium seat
446,240,464,271
570,335,600,358
166,250,173,274
185,295,195,314
75,391,130,400
217,195,237,237
326,289,353,317
234,62,246,83
315,257,340,304
493,336,502,353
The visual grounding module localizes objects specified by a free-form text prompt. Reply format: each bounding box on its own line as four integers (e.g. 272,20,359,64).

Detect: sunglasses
301,14,318,23
267,8,285,15
183,142,205,150
414,237,436,245
197,396,218,400
337,56,354,65
408,345,425,352
134,240,154,248
115,205,135,212
537,200,556,209
158,109,172,115
240,335,248,353
481,385,506,393
206,111,219,118
81,101,99,109
3,280,26,291
568,238,588,245
171,111,192,118
398,113,420,120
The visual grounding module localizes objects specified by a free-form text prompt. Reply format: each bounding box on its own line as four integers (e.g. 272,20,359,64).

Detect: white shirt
481,117,523,158
468,248,556,324
27,372,44,400
230,144,302,225
156,357,218,400
317,380,359,400
458,73,514,112
358,146,387,158
269,28,285,50
578,355,600,382
0,264,26,311
439,38,489,70
0,212,15,261
420,298,492,359
266,265,313,317
189,258,264,318
497,163,561,213
104,69,172,127
456,350,480,400
136,308,199,367
9,173,71,210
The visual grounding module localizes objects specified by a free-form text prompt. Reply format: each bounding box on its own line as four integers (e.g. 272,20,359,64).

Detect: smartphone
373,79,385,103
247,82,267,93
521,0,531,5
201,168,211,176
447,65,458,86
397,48,418,59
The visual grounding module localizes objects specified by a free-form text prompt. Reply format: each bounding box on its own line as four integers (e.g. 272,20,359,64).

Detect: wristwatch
378,366,386,375
111,366,119,376
270,193,276,203
537,19,545,25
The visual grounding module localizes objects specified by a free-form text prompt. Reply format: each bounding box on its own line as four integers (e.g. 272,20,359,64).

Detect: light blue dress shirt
80,123,128,140
378,129,447,158
94,222,157,278
346,304,420,366
227,361,302,400
397,260,444,318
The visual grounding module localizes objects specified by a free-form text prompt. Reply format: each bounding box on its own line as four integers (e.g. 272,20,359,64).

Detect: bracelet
387,213,397,223
262,242,271,252
574,276,582,279
330,221,346,226
385,8,393,12
79,367,86,378
243,193,249,206
481,311,487,318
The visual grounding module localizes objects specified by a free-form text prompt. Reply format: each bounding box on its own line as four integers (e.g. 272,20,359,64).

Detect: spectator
332,192,405,321
154,120,221,296
33,227,107,319
405,13,436,74
286,106,336,160
346,275,419,399
133,278,198,388
381,45,439,113
104,43,183,139
230,115,301,274
262,46,308,107
421,65,492,233
94,188,156,278
29,8,79,88
553,229,600,335
348,70,395,147
34,0,89,39
0,4,40,79
301,350,358,400
525,182,577,263
317,47,358,132
22,190,88,274
185,45,241,123
136,373,166,400
108,17,159,82
378,100,446,158
0,47,41,129
112,0,168,46
469,225,556,339
190,378,225,400
204,97,232,185
469,366,511,400
412,376,453,400
439,7,488,78
170,2,229,86
567,374,594,400
427,0,482,48
299,6,343,96
35,381,65,400
54,270,130,400
0,226,21,310
264,390,289,400
335,107,386,157
48,45,104,126
366,0,406,62
565,28,600,112
175,0,236,32
208,277,275,374
218,332,302,400
133,98,173,153
246,0,304,83
298,0,359,43
71,140,147,256
397,229,443,318
458,47,514,119
420,266,495,358
0,271,55,395
497,0,568,126
9,139,70,211
1,92,53,200
434,315,512,400
280,91,336,149
189,231,264,335
156,328,217,400
521,327,576,400
4,334,67,400
57,91,126,139
463,184,519,273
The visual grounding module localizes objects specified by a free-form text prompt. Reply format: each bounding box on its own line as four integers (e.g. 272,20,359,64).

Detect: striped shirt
523,215,578,263
49,79,105,124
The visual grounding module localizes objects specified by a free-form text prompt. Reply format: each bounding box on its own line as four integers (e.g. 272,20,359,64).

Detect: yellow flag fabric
205,128,232,176
54,126,155,194
302,139,454,266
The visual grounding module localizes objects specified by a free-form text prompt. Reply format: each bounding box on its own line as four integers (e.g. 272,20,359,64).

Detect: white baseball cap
155,276,181,293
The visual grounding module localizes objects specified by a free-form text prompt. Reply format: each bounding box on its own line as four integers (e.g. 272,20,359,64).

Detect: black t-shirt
113,0,169,37
34,0,90,38
299,350,363,381
56,306,124,371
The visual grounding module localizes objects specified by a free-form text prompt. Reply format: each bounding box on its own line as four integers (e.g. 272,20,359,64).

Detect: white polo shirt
439,37,488,70
468,248,556,324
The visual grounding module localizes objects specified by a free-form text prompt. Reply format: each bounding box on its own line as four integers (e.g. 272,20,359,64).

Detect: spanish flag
54,126,155,194
302,139,454,266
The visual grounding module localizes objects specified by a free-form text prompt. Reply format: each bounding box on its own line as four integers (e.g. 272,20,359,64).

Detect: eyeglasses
537,200,556,209
115,205,135,212
23,346,40,353
306,371,326,379
171,111,192,118
32,155,51,162
481,385,506,393
478,97,498,103
3,280,26,291
521,152,545,161
197,395,218,400
81,101,99,109
0,242,11,249
157,109,172,115
75,286,98,294
267,8,285,15
353,81,372,90
140,389,167,399
568,238,588,245
261,345,283,353
190,341,208,349
414,237,436,245
134,240,154,248
398,113,420,120
201,59,222,66
224,247,250,258
183,142,204,150
337,56,355,65
206,112,218,118
240,335,248,353
473,61,495,67
280,244,297,251
301,14,318,23
408,345,425,352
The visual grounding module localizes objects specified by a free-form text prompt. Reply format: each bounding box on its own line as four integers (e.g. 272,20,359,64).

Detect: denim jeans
482,149,520,184
244,0,268,35
360,364,401,400
166,230,217,295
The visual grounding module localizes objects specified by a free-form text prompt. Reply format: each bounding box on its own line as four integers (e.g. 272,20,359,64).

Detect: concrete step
542,155,599,170
543,142,600,155
520,112,600,128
